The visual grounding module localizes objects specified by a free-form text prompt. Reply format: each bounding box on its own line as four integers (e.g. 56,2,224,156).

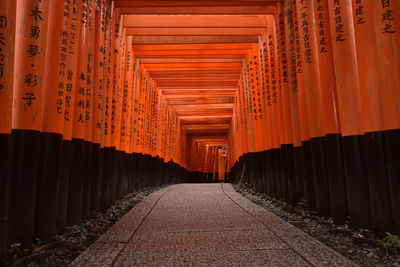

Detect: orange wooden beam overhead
162,89,236,94
180,117,232,124
132,43,254,50
172,103,234,108
116,1,280,8
126,27,266,36
134,50,248,56
143,62,242,68
123,15,269,28
154,78,239,82
139,58,243,63
150,70,241,75
157,81,238,87
151,73,241,78
177,115,232,120
145,67,241,72
130,35,258,44
137,55,246,59
118,6,276,15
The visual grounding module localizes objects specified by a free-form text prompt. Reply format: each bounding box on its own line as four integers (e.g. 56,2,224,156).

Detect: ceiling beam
123,15,269,28
126,27,265,36
131,35,258,44
119,6,276,15
132,43,254,50
116,1,279,8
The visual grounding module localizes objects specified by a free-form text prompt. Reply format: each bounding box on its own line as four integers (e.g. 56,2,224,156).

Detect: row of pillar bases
230,130,400,237
0,130,187,263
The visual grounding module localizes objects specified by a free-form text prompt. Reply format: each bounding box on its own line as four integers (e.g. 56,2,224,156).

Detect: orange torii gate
1,0,400,262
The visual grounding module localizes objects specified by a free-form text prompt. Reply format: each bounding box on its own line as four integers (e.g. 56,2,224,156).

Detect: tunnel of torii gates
0,0,399,261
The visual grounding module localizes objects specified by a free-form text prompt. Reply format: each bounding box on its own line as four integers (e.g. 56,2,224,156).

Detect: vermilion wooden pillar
373,0,400,234
119,35,134,197
67,0,90,226
283,0,304,201
296,0,331,218
275,2,297,206
35,0,72,243
111,15,124,151
81,0,96,221
351,0,393,234
0,1,16,261
270,15,289,201
102,4,119,210
312,0,347,225
91,0,107,216
58,0,82,231
9,0,49,248
248,45,266,191
111,19,126,203
292,0,315,211
327,0,372,229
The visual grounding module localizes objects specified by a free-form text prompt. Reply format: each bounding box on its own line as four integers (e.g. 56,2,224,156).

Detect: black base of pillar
301,141,316,211
66,139,84,226
310,137,331,218
325,134,348,225
35,132,62,242
8,129,40,249
342,135,372,229
57,140,71,231
384,129,400,234
0,133,11,262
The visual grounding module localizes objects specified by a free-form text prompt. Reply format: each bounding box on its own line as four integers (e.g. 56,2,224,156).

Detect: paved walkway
70,184,356,266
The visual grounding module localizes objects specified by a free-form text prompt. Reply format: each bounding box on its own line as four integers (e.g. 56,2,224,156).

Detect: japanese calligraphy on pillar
249,54,261,120
380,0,396,34
103,2,113,147
262,41,272,105
293,0,303,74
64,0,79,129
284,6,298,92
315,0,328,53
298,1,312,63
333,0,346,41
13,0,49,131
110,15,119,140
268,35,278,104
278,12,289,83
92,0,106,144
354,0,366,24
40,0,72,133
85,0,95,140
71,0,90,140
57,1,71,117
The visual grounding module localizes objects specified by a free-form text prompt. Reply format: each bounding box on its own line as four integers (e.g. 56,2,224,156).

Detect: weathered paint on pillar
0,1,16,134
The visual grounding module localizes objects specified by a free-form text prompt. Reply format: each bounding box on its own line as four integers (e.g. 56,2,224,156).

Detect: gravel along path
234,184,400,267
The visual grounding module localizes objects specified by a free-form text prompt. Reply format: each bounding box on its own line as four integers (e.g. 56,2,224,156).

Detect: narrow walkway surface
70,184,356,266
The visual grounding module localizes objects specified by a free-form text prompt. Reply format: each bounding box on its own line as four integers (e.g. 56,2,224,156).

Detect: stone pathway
69,184,356,266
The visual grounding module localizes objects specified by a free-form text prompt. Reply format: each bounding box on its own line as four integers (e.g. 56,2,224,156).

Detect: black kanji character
30,6,43,22
30,25,40,40
24,73,40,87
0,16,7,29
27,44,39,57
22,92,36,106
